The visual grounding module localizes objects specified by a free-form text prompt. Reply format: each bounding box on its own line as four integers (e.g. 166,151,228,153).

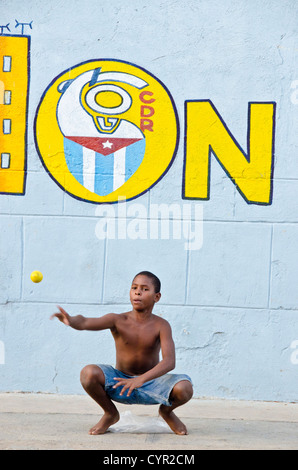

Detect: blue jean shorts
97,364,192,407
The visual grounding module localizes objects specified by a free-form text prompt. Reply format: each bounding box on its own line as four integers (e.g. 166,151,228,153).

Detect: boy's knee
80,364,104,387
171,380,193,404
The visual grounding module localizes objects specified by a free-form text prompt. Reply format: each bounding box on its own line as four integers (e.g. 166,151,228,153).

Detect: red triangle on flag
66,136,143,156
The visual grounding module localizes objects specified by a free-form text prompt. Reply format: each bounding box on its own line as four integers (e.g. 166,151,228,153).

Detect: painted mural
0,26,276,205
34,59,178,203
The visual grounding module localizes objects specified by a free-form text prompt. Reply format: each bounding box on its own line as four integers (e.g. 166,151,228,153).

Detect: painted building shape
0,34,30,194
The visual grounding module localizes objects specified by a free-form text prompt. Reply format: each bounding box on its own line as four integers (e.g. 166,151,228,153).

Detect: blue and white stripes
64,138,146,196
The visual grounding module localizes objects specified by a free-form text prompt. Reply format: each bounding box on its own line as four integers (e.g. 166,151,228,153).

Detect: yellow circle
95,90,123,109
34,59,179,203
31,271,43,283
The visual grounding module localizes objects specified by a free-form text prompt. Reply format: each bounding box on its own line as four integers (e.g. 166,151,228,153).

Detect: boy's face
130,274,161,311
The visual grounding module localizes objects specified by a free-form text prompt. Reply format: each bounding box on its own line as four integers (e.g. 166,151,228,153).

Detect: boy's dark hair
133,271,161,293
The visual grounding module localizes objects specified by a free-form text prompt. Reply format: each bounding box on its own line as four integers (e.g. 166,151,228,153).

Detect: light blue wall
0,0,298,401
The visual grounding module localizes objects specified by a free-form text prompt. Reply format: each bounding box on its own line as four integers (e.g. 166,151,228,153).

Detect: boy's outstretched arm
50,306,116,331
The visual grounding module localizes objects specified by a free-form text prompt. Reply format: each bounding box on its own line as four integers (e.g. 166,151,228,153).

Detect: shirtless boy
51,271,193,435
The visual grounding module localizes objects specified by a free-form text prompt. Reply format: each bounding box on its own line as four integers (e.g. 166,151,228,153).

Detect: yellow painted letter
0,35,30,195
183,100,276,205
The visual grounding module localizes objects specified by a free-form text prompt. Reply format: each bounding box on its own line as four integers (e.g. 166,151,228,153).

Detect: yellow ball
30,271,43,283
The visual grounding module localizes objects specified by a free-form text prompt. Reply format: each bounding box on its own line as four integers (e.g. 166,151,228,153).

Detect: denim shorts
97,364,192,406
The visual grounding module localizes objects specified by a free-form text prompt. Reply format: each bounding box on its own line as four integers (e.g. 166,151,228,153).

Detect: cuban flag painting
56,68,148,196
63,133,145,196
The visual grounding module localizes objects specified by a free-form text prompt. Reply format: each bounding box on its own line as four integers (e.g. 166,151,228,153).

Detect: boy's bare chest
114,320,160,350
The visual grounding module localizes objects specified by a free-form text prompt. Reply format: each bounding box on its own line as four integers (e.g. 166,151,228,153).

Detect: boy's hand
113,376,145,397
50,306,71,326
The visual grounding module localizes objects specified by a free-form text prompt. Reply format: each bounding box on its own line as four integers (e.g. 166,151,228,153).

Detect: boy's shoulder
114,311,131,319
151,314,172,330
151,313,169,323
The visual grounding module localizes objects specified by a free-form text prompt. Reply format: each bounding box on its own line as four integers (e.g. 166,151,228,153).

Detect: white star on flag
102,140,113,149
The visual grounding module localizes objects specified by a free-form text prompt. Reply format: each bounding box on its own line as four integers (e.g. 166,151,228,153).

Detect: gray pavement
0,392,298,450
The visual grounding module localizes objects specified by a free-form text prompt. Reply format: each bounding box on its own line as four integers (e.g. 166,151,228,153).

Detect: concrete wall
0,0,298,401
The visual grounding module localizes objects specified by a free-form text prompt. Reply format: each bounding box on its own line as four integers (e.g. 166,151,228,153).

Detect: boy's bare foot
89,410,120,435
159,405,188,435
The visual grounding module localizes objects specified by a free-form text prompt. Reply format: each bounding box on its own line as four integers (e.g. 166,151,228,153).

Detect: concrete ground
0,393,298,450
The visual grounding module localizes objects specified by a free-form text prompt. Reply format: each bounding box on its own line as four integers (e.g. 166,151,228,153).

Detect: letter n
183,100,276,205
